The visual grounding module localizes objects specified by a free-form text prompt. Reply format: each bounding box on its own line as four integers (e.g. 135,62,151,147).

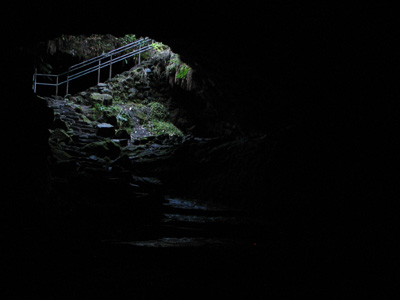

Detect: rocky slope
42,47,275,252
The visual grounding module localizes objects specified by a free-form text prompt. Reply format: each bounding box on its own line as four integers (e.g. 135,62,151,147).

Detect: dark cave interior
2,3,398,299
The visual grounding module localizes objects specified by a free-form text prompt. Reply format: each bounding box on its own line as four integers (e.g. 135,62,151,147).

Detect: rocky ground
44,85,268,246
21,48,287,298
40,47,278,245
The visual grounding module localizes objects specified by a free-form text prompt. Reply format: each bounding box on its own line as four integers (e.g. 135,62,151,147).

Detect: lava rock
100,88,113,95
111,154,131,169
99,115,118,127
82,139,121,159
115,129,131,140
50,128,73,144
96,123,115,137
112,139,128,146
52,117,69,130
90,93,113,106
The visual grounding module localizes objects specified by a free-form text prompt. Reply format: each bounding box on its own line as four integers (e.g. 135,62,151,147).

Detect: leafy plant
116,110,133,128
167,54,192,80
152,42,167,52
123,34,137,44
176,64,191,79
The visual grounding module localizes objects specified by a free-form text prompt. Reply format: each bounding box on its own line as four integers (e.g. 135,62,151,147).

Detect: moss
82,139,121,159
148,102,169,121
146,120,183,137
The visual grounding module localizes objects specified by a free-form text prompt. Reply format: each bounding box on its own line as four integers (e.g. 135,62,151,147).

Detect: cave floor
17,96,284,299
4,94,353,299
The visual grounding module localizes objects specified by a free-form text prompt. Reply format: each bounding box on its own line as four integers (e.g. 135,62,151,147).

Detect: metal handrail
33,37,154,96
66,38,151,73
63,45,153,83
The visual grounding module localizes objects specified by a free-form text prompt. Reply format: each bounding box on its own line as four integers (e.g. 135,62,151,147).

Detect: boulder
112,139,128,146
90,93,113,106
99,115,118,127
82,139,121,159
115,129,131,140
50,128,73,144
100,88,113,95
96,123,115,137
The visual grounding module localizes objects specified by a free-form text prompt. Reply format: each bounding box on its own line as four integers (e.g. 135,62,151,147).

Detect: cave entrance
34,34,159,96
34,33,204,137
32,33,265,252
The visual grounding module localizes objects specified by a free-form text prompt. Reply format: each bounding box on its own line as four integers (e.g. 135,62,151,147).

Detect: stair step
105,237,243,248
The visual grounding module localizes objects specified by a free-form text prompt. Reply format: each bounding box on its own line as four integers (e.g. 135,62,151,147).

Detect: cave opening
31,33,271,255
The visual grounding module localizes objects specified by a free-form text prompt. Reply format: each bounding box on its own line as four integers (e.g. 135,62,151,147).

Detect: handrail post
138,42,141,65
33,68,37,94
66,72,69,96
109,54,113,80
56,75,59,96
98,59,101,85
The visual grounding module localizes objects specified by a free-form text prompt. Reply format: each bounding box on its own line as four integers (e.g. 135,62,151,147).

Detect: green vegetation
176,64,191,79
93,102,118,119
166,54,192,80
116,109,133,129
152,42,168,52
146,120,183,136
92,102,133,129
148,102,169,121
92,99,182,137
122,34,137,44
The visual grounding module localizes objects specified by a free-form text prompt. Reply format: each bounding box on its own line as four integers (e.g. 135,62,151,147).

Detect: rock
50,128,73,144
51,146,72,161
154,133,170,143
115,129,131,140
111,139,128,146
82,139,121,159
99,115,118,127
131,175,163,194
100,88,113,95
90,93,113,106
128,88,138,94
52,117,69,130
96,123,115,137
102,97,113,106
111,154,131,169
88,155,101,161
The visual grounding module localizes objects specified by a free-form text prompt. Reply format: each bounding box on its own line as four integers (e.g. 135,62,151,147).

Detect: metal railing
33,37,154,96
